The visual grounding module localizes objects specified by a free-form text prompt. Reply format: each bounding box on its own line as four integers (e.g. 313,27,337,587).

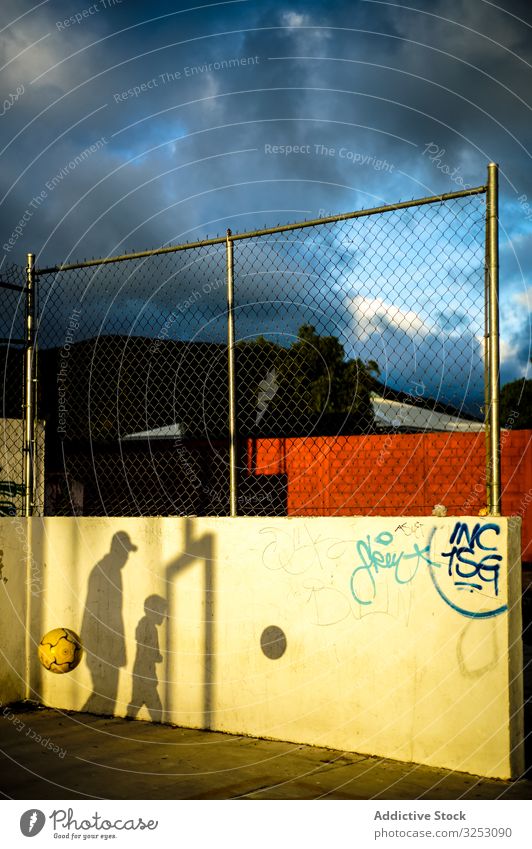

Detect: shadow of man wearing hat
81,531,137,716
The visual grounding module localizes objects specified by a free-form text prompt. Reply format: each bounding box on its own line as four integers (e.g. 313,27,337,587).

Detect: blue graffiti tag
349,523,508,619
441,522,502,596
426,525,507,620
0,480,24,517
350,532,441,606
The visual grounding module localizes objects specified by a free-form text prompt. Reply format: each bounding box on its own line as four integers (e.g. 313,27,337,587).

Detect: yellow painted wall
0,521,29,704
0,515,524,778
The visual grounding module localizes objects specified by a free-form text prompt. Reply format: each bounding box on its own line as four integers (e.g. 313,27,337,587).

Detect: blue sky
1,0,531,411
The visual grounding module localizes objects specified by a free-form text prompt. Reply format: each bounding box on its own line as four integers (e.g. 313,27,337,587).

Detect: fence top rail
0,280,26,292
35,183,487,275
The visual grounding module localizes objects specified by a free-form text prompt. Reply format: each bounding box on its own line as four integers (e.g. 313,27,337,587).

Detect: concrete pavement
2,587,530,801
0,704,531,800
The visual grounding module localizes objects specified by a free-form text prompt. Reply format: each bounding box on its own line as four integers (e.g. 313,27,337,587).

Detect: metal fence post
23,252,36,518
483,211,491,511
226,229,238,517
487,163,501,516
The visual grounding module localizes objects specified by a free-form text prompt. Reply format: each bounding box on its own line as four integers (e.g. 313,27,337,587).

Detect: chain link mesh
30,191,487,517
233,194,486,516
36,246,228,516
0,262,26,517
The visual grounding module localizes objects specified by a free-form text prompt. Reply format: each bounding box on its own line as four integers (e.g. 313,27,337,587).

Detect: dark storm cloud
1,0,530,394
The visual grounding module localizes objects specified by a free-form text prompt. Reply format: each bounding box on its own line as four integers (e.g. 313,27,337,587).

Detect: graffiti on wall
260,525,338,575
260,520,509,624
429,521,507,619
349,530,438,606
0,480,24,517
441,522,501,595
349,521,507,619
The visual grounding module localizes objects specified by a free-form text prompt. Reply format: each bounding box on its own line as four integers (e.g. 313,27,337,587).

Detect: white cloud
281,12,308,28
0,1,97,92
512,286,532,310
349,296,429,341
347,294,485,411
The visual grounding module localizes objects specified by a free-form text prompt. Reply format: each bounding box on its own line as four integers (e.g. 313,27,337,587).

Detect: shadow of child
127,594,167,723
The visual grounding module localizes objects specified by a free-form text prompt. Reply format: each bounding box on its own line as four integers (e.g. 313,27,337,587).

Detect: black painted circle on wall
260,625,287,660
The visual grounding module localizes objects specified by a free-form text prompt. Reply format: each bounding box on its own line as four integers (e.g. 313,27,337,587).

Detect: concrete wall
0,515,524,779
0,521,29,704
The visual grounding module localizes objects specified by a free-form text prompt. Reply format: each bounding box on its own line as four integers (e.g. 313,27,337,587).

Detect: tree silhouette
500,377,532,429
237,324,380,435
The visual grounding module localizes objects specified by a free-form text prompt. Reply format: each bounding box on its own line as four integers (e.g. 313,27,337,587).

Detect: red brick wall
246,430,532,559
501,430,532,559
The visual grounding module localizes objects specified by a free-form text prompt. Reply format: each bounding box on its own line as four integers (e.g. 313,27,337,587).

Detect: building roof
121,396,484,441
371,394,484,432
121,423,184,441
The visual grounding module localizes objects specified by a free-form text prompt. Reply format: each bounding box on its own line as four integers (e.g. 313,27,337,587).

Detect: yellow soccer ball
38,628,83,674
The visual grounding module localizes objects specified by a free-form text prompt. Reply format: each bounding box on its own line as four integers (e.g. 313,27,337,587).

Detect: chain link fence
0,262,26,516
4,174,497,518
233,193,487,515
36,245,228,516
